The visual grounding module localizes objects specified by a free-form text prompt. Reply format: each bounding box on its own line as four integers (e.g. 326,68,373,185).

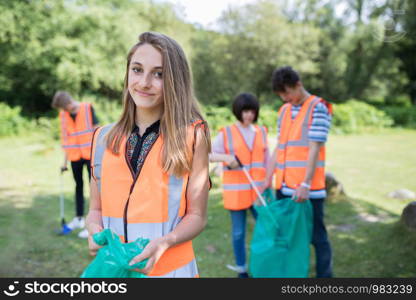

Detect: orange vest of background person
90,120,205,277
221,124,267,210
59,102,94,161
275,96,326,191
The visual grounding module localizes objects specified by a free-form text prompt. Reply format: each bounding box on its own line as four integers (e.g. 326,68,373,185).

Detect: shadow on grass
0,192,91,277
324,195,416,277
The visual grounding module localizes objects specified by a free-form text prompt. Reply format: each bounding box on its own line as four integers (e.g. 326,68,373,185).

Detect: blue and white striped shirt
278,102,332,142
277,101,332,199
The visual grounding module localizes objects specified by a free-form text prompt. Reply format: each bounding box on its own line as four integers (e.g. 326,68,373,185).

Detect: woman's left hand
128,237,171,275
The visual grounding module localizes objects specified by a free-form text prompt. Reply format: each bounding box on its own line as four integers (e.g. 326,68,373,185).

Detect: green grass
0,129,415,277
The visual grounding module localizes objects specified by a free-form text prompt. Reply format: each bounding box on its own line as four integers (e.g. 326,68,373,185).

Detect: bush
257,105,279,134
36,117,61,141
381,106,416,128
0,102,33,137
332,100,394,134
202,105,235,134
203,100,395,136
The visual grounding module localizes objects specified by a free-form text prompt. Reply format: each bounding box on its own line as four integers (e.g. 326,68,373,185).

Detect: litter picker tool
56,169,72,235
232,156,267,207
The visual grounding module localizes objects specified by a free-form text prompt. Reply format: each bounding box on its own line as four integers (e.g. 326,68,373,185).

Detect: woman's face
241,109,255,125
128,44,163,110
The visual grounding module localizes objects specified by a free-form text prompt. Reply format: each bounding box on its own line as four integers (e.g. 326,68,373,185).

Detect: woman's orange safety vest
59,102,94,162
221,124,267,210
90,121,204,277
275,96,326,191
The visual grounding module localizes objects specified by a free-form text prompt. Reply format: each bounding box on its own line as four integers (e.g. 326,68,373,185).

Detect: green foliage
0,102,33,137
0,0,414,118
332,100,394,134
257,105,278,134
1,129,416,277
381,106,416,128
0,0,194,114
36,116,60,141
0,102,61,141
192,0,321,106
202,105,235,134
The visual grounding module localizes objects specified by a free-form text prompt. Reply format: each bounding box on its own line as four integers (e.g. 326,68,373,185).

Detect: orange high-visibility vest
221,124,267,210
275,96,326,190
91,120,205,278
59,102,94,161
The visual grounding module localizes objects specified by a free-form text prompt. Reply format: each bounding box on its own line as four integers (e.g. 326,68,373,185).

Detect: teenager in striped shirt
264,66,333,278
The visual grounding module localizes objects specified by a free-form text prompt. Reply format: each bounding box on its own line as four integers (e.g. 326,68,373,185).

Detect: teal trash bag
81,229,150,278
249,189,313,278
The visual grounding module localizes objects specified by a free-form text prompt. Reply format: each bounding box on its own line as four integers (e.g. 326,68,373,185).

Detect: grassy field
0,128,415,277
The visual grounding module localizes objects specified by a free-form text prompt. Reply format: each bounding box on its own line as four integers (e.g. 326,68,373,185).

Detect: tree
0,0,194,115
192,0,321,106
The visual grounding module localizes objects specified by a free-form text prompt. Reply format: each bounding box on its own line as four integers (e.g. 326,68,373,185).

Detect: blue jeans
229,207,257,268
276,190,333,277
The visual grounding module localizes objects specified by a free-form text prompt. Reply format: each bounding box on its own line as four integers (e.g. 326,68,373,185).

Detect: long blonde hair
106,32,210,176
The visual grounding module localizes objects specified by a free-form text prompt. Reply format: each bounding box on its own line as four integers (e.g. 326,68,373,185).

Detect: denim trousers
229,206,257,268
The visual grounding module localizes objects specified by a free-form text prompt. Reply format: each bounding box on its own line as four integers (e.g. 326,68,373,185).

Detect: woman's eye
154,71,163,79
132,67,142,73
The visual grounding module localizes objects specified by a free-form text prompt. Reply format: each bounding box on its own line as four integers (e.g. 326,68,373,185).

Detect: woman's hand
258,176,272,194
128,236,171,275
225,155,240,169
86,178,103,256
86,222,103,256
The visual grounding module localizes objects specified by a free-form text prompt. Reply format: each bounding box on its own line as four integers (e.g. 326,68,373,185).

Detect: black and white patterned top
126,120,160,177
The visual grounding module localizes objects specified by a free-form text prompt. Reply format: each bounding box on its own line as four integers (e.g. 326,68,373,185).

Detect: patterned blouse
126,120,160,177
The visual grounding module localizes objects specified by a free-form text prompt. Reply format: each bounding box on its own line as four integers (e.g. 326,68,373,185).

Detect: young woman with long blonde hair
85,32,211,278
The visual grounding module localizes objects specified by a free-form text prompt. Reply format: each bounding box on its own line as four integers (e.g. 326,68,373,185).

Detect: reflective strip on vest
92,124,113,194
222,161,265,171
85,103,92,130
62,142,92,149
278,106,288,133
223,181,263,191
225,126,235,155
68,129,95,137
275,160,325,168
260,126,267,146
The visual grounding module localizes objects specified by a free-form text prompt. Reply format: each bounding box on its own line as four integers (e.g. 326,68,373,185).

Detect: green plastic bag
81,229,150,278
249,189,313,278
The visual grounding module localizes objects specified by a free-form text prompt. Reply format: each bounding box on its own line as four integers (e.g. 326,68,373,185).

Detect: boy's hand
292,185,309,202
